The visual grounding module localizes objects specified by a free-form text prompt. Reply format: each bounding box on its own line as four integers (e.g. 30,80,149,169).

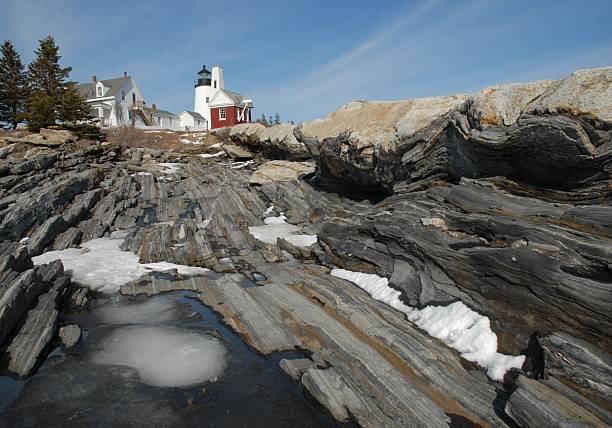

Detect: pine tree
268,115,274,126
60,82,90,124
260,113,268,126
274,112,280,125
26,36,72,130
0,40,29,129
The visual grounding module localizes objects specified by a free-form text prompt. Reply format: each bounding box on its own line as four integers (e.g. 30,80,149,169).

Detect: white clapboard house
76,73,180,129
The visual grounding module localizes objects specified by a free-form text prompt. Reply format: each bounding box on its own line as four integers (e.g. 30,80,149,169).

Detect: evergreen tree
268,115,274,126
60,82,90,124
26,36,72,130
274,112,280,125
260,113,268,126
0,40,29,129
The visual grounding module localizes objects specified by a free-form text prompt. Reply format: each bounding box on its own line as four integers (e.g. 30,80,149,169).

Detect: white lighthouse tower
194,65,224,127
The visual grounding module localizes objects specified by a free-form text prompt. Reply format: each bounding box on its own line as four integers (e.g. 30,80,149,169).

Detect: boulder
223,144,253,159
59,324,81,348
39,128,76,145
249,160,315,185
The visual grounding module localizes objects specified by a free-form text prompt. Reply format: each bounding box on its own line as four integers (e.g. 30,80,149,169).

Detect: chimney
124,71,127,77
91,75,97,83
152,103,156,111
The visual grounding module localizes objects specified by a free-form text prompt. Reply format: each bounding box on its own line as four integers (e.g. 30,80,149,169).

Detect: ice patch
92,325,227,387
97,297,178,325
157,163,183,174
249,213,317,247
19,237,29,244
199,151,225,159
330,268,525,380
130,172,152,177
32,236,210,293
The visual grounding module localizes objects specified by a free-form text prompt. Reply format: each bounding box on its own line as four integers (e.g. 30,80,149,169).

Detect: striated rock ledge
1,66,610,427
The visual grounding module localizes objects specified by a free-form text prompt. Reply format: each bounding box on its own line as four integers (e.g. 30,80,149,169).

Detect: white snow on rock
249,213,317,247
199,151,225,159
230,160,254,169
263,205,275,216
32,235,209,293
330,269,412,313
330,268,525,380
130,172,152,177
92,325,227,387
157,163,183,174
408,301,525,381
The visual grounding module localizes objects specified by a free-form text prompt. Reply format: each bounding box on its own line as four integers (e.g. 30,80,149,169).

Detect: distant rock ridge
226,66,612,198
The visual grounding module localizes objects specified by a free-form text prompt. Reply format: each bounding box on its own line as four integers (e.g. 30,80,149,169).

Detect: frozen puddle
92,325,227,388
330,268,525,380
96,296,178,325
249,212,317,247
32,234,209,293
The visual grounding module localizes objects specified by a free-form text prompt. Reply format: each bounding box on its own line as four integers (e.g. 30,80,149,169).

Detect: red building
208,89,253,130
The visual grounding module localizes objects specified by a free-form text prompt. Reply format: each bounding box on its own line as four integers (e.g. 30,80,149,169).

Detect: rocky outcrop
1,66,610,426
229,123,310,159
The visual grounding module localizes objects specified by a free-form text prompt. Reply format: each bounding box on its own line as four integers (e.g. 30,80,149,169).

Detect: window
197,119,200,125
157,117,161,125
214,81,217,88
206,97,209,103
128,111,132,120
121,91,126,101
219,108,226,120
96,85,103,97
237,109,240,121
132,93,136,103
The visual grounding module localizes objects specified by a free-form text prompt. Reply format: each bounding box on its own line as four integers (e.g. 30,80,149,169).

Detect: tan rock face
300,95,468,151
468,80,554,127
532,67,612,122
468,66,612,127
250,160,316,185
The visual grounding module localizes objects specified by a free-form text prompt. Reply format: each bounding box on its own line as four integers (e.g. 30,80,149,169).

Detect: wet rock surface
1,67,611,427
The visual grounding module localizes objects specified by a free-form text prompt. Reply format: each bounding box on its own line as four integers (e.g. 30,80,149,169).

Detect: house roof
76,76,131,100
180,111,206,121
143,106,177,117
209,89,245,106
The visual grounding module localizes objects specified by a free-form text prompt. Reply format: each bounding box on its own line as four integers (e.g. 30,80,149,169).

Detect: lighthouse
192,64,253,130
194,65,224,126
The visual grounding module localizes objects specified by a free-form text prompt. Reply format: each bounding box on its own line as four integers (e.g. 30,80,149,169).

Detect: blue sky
1,0,611,122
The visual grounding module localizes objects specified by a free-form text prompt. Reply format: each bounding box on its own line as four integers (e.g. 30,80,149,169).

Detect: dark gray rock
540,332,612,402
505,375,610,427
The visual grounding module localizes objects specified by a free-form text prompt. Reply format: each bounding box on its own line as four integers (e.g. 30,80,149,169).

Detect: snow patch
32,236,209,293
199,151,225,159
249,213,317,247
92,325,226,387
330,268,525,380
230,160,254,169
130,171,152,177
